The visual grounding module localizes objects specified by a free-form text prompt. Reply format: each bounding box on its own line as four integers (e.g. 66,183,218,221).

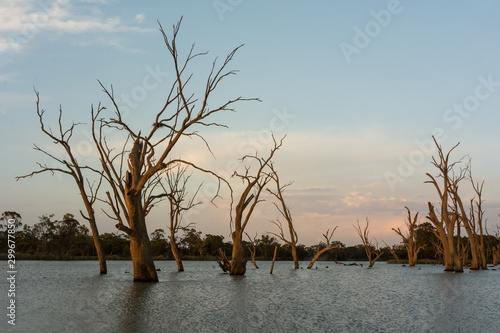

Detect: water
1,260,499,332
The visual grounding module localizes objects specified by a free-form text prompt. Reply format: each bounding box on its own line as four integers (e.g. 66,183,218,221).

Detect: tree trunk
462,224,480,270
170,230,184,272
493,246,500,266
478,235,487,269
307,246,336,269
408,251,417,267
291,243,299,269
79,183,107,275
230,231,247,275
270,245,278,274
127,192,158,282
447,228,463,273
88,217,107,274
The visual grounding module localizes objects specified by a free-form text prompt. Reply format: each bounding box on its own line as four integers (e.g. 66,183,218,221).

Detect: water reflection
1,261,499,332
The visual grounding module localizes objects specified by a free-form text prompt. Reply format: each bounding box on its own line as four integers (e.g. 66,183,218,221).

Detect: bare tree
90,18,253,281
354,218,383,268
161,165,202,272
468,170,487,269
266,165,299,269
392,207,425,266
382,240,401,264
245,232,259,269
17,93,107,274
269,244,278,274
307,227,339,269
218,136,283,275
448,164,482,270
425,137,463,272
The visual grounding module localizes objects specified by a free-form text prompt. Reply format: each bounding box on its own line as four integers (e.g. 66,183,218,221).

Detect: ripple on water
1,261,499,332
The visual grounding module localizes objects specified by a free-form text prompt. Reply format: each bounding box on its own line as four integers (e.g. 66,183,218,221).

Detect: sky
1,0,500,247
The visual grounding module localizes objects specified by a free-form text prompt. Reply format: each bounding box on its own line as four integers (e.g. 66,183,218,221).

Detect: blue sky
1,0,500,246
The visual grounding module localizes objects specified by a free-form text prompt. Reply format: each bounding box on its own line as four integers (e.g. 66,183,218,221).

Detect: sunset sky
1,0,500,246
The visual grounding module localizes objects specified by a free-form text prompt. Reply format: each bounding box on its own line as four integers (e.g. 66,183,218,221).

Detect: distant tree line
2,211,499,265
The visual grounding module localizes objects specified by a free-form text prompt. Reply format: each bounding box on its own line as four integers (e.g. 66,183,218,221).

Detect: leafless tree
218,136,284,275
392,207,425,266
425,137,463,272
90,18,254,281
160,165,202,272
468,169,487,269
382,240,401,264
448,163,482,270
354,218,383,268
307,227,339,269
17,92,107,274
266,165,299,269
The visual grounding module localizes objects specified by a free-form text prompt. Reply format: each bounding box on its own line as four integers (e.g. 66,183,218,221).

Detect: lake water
1,260,499,332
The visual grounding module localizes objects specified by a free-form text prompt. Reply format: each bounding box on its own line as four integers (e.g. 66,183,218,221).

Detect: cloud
0,0,153,54
134,14,145,24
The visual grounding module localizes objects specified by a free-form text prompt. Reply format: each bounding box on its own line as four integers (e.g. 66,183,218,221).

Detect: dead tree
266,165,299,269
307,227,339,269
91,18,253,282
17,92,107,274
354,218,383,268
245,232,259,269
448,165,482,270
220,136,283,276
160,165,202,272
392,207,425,266
469,171,487,269
425,137,463,272
382,240,401,264
270,245,278,274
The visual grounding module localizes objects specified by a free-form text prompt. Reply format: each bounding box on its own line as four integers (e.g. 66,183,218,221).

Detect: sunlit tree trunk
230,231,247,275
220,136,283,276
125,187,158,282
307,228,338,269
17,92,107,274
170,230,184,272
425,137,463,273
393,207,424,267
354,218,383,268
267,166,299,269
270,245,278,274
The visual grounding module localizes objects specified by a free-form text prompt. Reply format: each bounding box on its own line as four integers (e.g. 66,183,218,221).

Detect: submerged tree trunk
270,245,278,274
88,217,107,274
126,192,158,282
291,244,299,269
170,230,184,272
230,231,247,275
307,246,335,269
308,228,338,269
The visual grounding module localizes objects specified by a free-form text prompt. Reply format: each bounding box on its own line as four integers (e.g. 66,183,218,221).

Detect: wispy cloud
0,0,153,54
134,14,145,24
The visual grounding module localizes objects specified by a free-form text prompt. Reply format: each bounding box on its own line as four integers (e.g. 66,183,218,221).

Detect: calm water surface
1,260,499,332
